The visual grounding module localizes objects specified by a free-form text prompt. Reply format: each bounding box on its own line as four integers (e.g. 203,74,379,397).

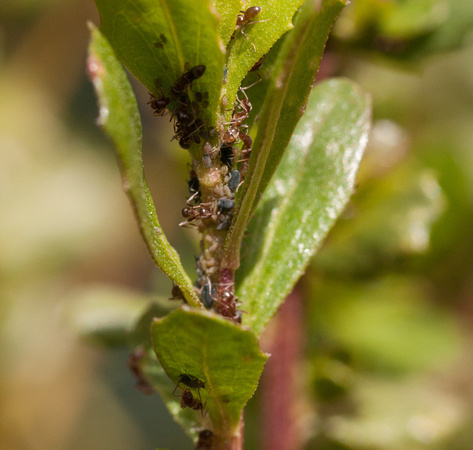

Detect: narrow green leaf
152,308,267,434
87,24,201,307
94,0,225,130
223,0,347,269
221,0,305,118
214,0,243,46
236,79,371,335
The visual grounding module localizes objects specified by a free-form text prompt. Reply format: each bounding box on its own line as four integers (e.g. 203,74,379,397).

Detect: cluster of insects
126,9,277,441
166,7,270,325
140,7,270,391
148,64,212,149
172,373,208,416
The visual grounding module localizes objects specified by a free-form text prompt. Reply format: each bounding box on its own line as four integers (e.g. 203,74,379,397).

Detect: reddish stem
208,413,244,450
260,286,304,450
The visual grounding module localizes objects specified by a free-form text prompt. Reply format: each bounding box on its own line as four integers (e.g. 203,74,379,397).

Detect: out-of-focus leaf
152,308,267,435
223,0,347,270
335,0,473,59
380,0,449,38
87,25,201,307
307,277,461,374
313,162,446,276
94,0,225,130
323,375,467,448
221,0,305,119
65,285,151,347
236,79,370,335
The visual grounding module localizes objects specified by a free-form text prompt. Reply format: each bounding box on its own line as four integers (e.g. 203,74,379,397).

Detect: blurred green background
1,0,473,449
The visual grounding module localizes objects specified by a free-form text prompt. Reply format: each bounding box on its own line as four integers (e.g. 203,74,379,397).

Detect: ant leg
240,17,278,51
241,72,262,92
172,381,182,397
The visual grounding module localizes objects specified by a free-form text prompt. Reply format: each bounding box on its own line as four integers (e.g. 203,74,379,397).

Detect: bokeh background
1,0,473,449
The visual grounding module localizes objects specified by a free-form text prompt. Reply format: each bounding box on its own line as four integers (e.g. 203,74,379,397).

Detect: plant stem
210,413,244,450
260,285,304,450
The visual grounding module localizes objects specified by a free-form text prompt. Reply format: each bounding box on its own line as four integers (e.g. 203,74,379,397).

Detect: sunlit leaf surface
87,25,201,307
236,79,370,335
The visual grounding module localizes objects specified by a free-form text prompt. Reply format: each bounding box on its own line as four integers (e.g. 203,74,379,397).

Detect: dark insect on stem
228,169,241,192
217,198,235,213
201,279,217,309
187,170,201,204
169,284,186,301
196,430,214,450
203,142,213,168
128,347,154,395
220,143,235,169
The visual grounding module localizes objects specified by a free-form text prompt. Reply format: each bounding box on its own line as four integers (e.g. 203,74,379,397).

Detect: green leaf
223,0,347,269
152,308,267,434
221,0,305,118
236,79,371,335
214,0,243,46
94,0,225,130
87,24,201,307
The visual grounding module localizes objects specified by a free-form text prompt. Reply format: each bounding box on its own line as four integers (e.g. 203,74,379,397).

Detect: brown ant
222,125,240,144
179,388,207,415
234,7,276,51
179,204,213,227
172,374,208,415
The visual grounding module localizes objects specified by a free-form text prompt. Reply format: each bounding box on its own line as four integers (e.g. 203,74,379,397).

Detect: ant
147,91,170,116
179,204,213,227
180,388,207,415
171,65,206,98
173,373,206,394
234,7,276,51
